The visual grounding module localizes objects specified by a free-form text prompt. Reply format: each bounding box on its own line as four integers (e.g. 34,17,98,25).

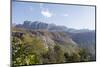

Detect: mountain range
14,21,94,33
13,20,96,55
12,21,96,66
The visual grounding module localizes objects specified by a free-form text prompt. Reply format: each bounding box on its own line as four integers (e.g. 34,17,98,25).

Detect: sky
12,1,95,30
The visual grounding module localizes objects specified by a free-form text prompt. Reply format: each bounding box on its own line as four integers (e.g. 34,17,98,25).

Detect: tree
79,48,90,62
12,34,44,66
54,45,65,63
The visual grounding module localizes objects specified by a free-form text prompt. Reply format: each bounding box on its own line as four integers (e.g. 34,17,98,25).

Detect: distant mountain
15,21,68,32
15,21,94,33
66,28,94,33
16,21,49,30
70,31,96,60
70,31,95,47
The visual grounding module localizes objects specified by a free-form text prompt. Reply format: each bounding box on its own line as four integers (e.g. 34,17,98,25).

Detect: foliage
64,48,91,63
12,30,93,66
79,48,91,62
54,45,65,63
12,33,47,66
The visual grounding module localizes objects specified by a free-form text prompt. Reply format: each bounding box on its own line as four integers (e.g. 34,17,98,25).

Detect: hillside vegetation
12,27,94,67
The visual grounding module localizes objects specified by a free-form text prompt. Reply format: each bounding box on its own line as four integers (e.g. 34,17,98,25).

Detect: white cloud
41,9,52,18
39,3,52,18
63,14,69,16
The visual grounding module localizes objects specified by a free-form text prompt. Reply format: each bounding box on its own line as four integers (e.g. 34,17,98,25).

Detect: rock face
15,21,69,31
16,21,49,30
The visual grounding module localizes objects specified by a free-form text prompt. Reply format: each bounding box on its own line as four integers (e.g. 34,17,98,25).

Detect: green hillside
12,27,93,67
